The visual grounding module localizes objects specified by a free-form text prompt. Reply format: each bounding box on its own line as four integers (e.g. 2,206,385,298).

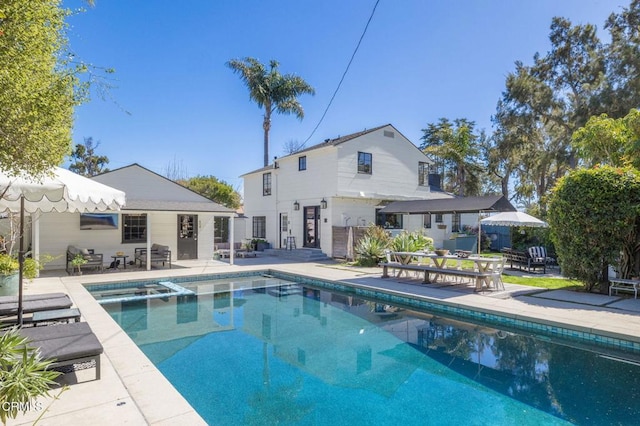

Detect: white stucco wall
36,210,217,270
242,125,456,256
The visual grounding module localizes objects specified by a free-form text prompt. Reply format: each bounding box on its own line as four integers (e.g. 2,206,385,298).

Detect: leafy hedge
547,166,640,292
354,225,433,267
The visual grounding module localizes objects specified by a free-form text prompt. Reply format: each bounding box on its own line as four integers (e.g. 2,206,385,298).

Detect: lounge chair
16,322,103,381
0,293,72,318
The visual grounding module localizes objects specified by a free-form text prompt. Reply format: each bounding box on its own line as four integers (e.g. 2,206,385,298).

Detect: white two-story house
241,124,458,257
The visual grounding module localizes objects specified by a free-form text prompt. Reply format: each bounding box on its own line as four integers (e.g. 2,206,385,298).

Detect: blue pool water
90,274,640,425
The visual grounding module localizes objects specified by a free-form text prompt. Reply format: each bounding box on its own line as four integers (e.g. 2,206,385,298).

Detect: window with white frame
423,214,432,229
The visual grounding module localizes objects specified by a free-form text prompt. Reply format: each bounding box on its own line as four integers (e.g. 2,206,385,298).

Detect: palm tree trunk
263,106,272,167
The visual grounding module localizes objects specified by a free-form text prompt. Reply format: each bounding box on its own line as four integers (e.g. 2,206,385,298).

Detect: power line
300,0,381,148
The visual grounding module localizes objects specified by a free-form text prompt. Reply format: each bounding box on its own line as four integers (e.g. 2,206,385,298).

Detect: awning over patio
378,195,516,215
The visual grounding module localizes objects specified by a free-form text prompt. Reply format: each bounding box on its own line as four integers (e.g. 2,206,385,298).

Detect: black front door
177,214,198,260
303,206,320,248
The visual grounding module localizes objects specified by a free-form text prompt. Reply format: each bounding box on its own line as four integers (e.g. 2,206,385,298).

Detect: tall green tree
227,58,315,167
420,118,483,196
68,137,109,176
179,175,242,210
602,0,640,118
0,0,86,178
493,16,608,210
571,109,640,168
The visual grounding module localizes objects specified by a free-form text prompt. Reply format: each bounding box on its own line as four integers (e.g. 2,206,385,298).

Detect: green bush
354,235,387,267
0,328,62,424
0,254,41,280
390,231,434,253
548,165,640,292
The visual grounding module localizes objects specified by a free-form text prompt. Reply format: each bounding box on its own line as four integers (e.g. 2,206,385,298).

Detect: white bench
609,278,640,298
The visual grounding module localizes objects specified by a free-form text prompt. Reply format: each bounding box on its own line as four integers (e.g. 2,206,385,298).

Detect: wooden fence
332,226,368,260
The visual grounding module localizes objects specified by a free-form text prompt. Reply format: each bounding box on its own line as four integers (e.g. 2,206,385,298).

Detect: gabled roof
241,124,405,176
378,195,516,214
92,163,234,213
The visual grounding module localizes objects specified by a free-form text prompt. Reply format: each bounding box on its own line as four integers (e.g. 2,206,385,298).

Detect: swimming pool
87,271,640,425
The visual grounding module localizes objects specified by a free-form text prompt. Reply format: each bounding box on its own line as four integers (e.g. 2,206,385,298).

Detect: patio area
8,256,640,425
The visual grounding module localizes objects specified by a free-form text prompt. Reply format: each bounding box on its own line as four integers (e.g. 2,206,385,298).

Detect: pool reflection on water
100,282,640,425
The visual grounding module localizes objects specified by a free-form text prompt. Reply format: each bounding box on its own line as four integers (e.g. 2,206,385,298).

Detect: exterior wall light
293,201,300,211
320,198,328,209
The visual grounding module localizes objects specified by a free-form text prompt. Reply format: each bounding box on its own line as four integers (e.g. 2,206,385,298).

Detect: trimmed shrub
548,166,640,292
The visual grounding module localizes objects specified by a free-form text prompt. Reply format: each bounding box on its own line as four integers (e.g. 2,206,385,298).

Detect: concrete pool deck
9,256,640,425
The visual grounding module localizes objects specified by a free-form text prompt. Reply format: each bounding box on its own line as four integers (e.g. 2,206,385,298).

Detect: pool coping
12,261,640,424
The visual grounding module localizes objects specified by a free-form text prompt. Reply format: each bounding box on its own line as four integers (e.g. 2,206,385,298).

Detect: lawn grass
445,258,582,290
501,275,582,290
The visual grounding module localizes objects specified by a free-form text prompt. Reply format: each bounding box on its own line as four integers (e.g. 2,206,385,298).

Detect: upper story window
299,156,307,171
418,162,429,186
263,172,272,196
358,152,372,174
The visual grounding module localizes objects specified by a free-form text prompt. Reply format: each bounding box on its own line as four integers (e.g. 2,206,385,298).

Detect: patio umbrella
480,211,548,228
0,167,126,324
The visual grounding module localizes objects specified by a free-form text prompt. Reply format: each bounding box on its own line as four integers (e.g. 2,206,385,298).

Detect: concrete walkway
8,256,640,425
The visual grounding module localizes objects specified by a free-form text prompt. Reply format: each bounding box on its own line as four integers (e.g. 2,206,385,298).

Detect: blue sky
64,0,619,193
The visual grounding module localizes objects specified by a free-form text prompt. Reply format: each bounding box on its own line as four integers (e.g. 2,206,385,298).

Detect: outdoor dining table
391,251,462,279
390,252,504,289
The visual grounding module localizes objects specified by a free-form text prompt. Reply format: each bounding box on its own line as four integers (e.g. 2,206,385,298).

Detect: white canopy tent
480,211,548,228
0,167,126,324
479,211,548,254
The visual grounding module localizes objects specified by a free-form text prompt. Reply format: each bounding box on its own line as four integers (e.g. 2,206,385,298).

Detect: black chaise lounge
17,322,103,381
0,293,72,317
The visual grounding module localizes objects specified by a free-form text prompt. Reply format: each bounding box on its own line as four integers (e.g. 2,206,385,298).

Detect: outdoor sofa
500,247,546,273
135,244,171,268
66,245,104,274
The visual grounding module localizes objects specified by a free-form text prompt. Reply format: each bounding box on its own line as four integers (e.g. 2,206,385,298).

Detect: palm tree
420,118,482,196
227,58,315,166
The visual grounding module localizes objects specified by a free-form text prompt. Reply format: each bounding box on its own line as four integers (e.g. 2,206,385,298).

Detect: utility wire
300,0,381,148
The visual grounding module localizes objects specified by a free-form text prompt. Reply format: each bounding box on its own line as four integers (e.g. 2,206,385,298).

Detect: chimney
428,173,441,189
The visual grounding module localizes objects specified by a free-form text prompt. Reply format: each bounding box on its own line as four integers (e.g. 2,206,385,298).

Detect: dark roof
123,200,234,213
241,124,394,176
378,195,516,214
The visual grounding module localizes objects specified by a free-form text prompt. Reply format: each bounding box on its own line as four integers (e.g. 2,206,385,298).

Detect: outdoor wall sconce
320,198,327,209
293,201,300,211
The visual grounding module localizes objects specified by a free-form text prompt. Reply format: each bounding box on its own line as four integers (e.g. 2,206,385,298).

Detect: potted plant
0,254,41,297
251,239,270,251
70,253,88,275
0,328,66,425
